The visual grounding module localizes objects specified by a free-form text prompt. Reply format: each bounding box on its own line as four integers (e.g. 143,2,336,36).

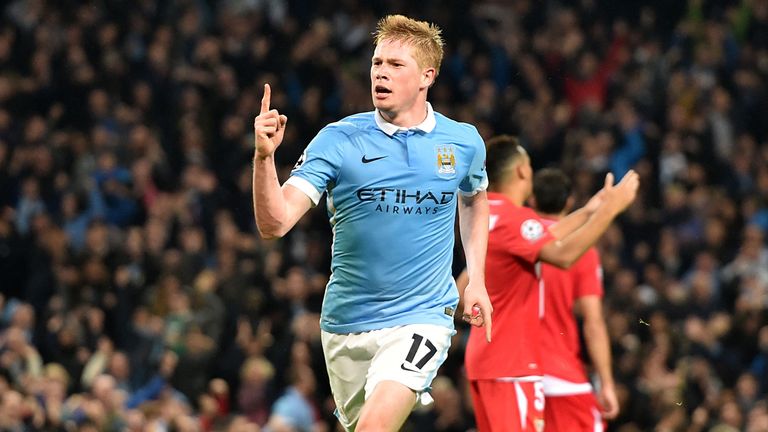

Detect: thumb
604,172,614,189
463,301,476,317
279,114,288,128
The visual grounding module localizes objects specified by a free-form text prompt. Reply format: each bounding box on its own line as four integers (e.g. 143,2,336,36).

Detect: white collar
374,102,436,136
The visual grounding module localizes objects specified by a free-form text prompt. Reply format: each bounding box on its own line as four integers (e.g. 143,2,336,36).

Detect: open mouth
374,85,392,96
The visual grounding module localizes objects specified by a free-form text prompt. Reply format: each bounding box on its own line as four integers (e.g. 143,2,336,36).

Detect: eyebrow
371,55,407,63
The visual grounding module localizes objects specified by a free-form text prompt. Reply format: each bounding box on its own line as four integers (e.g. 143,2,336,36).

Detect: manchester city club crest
435,145,456,176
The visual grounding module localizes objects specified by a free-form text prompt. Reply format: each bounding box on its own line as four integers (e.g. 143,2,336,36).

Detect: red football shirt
465,193,554,380
539,218,603,384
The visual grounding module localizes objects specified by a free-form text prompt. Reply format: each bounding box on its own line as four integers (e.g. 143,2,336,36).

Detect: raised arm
547,182,606,240
252,84,313,239
459,191,493,342
539,171,639,268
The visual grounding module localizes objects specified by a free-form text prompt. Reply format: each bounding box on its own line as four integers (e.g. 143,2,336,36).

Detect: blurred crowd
1,0,767,430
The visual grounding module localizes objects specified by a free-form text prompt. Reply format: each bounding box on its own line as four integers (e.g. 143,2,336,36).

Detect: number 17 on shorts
322,324,455,428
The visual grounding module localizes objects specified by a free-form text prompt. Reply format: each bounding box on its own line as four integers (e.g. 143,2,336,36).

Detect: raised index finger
260,83,271,115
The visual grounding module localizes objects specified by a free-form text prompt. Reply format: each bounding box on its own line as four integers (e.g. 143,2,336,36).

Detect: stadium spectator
0,0,767,430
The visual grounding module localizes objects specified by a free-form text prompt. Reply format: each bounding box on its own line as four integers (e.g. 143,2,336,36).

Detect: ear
516,162,528,180
421,67,436,89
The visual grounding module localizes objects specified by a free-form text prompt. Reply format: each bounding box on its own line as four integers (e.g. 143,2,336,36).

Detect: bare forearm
252,155,288,238
541,206,617,268
459,193,489,282
584,318,614,387
548,207,589,240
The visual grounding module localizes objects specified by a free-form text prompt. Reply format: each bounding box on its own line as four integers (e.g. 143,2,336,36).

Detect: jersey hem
320,311,454,334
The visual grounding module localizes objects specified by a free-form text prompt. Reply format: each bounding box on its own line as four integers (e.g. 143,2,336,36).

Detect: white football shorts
321,323,455,431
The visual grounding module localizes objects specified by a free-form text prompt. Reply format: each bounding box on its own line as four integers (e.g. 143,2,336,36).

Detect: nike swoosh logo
362,155,388,163
400,362,419,373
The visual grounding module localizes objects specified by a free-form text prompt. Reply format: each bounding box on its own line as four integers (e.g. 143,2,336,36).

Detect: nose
374,67,389,81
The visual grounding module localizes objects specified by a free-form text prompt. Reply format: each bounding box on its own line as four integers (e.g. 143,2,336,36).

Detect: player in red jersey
531,168,619,432
460,136,638,432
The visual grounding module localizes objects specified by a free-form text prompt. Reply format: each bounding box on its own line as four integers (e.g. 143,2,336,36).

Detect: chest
340,131,469,189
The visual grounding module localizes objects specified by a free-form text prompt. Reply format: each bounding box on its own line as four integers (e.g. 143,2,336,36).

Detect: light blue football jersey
286,104,488,334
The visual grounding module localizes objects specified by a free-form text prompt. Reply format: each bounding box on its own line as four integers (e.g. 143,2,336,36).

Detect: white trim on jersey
591,406,604,432
495,375,543,383
542,374,593,396
458,176,489,196
285,176,322,206
514,381,528,431
538,277,545,319
374,102,436,136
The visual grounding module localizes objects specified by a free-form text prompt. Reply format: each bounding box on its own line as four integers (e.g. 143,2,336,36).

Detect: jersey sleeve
573,247,604,298
458,131,488,196
285,126,345,206
497,207,554,264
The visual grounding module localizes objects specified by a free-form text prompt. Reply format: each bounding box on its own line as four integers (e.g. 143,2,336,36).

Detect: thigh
470,380,545,432
544,393,604,432
365,324,454,406
356,324,454,431
322,330,376,431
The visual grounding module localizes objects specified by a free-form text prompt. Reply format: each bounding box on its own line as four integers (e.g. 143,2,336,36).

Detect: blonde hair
240,356,275,382
44,363,70,388
373,15,444,75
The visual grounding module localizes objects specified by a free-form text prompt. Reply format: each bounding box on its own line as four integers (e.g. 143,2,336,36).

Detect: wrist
597,200,622,219
463,279,485,289
254,152,274,163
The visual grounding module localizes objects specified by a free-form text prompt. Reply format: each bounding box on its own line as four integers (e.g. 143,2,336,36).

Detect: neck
536,211,562,220
495,182,529,207
379,97,428,128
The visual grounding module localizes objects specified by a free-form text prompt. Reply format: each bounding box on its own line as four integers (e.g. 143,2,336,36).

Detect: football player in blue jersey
252,15,492,432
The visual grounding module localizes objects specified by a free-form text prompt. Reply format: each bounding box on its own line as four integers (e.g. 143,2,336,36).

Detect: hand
601,170,639,215
583,187,605,214
253,83,288,159
599,381,620,419
462,280,493,342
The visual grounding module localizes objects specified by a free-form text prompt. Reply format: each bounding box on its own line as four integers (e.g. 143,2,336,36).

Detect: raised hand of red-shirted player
583,174,611,214
463,280,493,342
601,170,639,215
254,83,288,159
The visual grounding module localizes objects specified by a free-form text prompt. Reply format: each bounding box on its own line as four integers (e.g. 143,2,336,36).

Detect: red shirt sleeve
573,247,604,298
498,207,555,265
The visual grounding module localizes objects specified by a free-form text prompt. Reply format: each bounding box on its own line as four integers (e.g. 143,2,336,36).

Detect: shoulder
507,205,541,223
308,113,374,153
579,247,601,267
503,206,546,238
434,112,483,143
320,112,375,138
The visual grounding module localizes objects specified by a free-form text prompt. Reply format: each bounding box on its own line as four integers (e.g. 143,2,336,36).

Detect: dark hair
533,168,572,214
485,135,527,190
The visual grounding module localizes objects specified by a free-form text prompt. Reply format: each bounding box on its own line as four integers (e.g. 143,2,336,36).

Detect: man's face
370,39,431,115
